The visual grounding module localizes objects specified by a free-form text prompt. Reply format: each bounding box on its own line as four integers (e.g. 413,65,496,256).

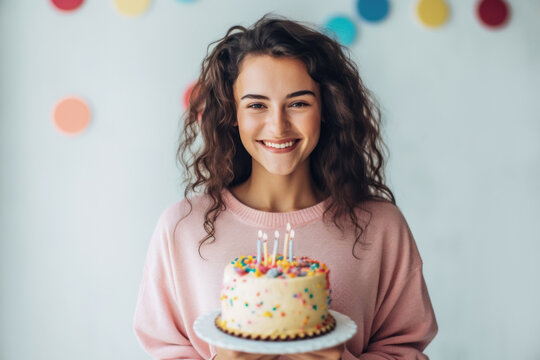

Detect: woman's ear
233,120,238,126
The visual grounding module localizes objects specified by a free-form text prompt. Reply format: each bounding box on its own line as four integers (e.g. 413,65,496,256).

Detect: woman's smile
257,139,301,152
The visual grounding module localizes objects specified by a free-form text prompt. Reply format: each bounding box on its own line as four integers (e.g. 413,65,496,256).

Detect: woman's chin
262,167,296,177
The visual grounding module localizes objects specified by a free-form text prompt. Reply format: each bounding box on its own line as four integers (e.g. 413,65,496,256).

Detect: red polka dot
50,0,85,11
182,82,196,109
477,0,510,28
182,81,203,123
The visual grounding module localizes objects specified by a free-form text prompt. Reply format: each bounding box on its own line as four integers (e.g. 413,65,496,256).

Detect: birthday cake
216,232,335,340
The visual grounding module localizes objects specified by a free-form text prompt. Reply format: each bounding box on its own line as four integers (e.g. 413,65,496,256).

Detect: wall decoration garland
47,0,513,139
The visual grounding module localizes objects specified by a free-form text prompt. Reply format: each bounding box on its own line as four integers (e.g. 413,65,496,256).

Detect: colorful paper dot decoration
50,0,84,11
114,0,150,17
416,0,449,28
356,0,390,23
182,82,195,109
323,16,357,46
477,0,510,28
52,97,90,135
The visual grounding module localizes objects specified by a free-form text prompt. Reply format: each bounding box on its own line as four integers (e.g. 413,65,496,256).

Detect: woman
134,15,438,360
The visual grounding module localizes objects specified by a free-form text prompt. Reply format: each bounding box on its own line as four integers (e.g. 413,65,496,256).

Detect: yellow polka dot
114,0,150,16
416,0,449,28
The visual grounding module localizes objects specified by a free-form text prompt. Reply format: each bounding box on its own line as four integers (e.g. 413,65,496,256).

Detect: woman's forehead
234,55,318,97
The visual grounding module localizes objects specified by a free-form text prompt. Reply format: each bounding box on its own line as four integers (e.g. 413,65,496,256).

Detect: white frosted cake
216,255,334,340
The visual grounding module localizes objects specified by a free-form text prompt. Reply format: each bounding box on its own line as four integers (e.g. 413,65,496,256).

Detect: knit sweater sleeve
344,204,438,360
343,267,437,360
133,208,203,360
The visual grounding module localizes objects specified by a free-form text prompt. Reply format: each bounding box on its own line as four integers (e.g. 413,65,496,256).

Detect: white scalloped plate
193,309,357,354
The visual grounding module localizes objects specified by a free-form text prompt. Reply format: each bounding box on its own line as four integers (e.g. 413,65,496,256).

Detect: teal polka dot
323,16,357,46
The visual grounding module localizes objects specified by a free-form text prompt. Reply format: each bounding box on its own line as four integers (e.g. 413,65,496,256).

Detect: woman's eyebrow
286,90,316,99
240,90,316,101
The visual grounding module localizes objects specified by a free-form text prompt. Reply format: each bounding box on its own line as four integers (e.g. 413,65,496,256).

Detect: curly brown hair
178,15,395,258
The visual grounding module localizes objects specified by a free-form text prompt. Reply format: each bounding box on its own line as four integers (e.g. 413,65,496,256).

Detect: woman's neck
229,160,324,213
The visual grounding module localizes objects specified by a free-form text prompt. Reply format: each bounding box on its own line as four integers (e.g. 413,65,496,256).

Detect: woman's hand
215,343,343,360
215,347,280,360
286,343,344,360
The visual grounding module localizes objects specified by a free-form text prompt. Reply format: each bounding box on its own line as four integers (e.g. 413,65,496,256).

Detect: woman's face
233,55,322,177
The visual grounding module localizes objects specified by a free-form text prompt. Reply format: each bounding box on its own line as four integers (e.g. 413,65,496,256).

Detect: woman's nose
267,108,290,134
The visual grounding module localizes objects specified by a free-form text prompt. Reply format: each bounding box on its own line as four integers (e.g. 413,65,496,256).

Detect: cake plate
193,310,357,354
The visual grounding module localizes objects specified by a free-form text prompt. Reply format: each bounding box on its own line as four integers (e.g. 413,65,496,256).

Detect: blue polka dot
323,16,357,46
357,0,390,23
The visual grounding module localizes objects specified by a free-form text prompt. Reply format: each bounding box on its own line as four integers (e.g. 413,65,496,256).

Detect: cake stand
193,309,357,354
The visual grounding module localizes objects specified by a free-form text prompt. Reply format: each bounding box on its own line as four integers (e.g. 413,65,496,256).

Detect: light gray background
1,1,539,359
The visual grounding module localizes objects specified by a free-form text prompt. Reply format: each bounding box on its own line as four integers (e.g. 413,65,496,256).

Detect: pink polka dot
52,97,90,135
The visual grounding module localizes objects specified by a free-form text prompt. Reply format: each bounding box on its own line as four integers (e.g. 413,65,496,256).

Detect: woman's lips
257,139,301,153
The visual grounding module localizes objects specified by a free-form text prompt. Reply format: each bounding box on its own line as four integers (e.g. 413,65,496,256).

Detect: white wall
1,1,539,359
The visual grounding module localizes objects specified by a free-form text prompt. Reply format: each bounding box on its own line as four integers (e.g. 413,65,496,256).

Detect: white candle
289,229,295,263
263,233,268,266
283,223,291,262
272,230,279,265
257,230,262,265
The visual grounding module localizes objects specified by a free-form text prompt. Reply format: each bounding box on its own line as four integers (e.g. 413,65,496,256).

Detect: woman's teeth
262,140,296,149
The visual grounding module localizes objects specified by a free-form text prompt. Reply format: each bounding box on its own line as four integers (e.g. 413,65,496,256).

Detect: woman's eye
247,103,265,109
291,102,309,108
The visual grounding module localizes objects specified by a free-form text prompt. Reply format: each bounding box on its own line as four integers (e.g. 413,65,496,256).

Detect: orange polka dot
52,97,90,135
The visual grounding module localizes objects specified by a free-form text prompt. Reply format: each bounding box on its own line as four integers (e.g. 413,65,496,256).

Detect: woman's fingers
215,347,280,360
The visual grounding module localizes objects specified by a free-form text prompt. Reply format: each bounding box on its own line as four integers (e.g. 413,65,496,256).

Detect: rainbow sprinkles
231,255,329,280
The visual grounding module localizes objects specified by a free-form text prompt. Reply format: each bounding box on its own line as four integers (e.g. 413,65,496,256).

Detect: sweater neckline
222,188,331,228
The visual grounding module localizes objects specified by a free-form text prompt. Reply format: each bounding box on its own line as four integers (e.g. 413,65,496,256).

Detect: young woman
134,15,438,360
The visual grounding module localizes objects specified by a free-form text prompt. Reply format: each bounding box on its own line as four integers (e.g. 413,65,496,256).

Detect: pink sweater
133,189,438,359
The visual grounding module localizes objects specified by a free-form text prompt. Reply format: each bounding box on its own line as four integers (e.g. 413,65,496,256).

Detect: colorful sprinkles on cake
230,255,329,279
